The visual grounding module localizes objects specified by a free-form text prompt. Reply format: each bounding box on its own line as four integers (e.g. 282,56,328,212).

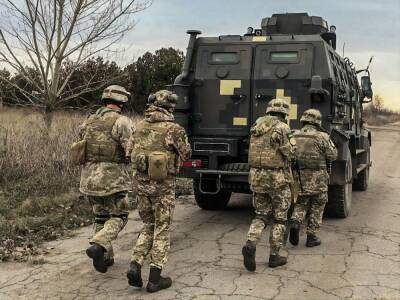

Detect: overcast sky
125,0,400,109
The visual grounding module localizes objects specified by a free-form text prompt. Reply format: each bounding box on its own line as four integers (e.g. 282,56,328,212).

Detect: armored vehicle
173,13,373,218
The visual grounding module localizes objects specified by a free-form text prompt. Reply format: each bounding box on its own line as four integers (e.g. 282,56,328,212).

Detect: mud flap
198,173,222,195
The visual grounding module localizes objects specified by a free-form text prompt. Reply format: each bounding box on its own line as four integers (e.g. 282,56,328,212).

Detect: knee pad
95,213,110,225
111,212,129,229
273,219,287,226
255,214,271,226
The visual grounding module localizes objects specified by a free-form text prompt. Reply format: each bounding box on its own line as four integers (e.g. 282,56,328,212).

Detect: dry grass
0,107,84,199
363,105,400,126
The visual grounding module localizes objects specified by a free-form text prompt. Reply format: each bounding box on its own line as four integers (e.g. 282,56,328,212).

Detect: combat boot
104,257,114,267
146,266,172,293
289,221,300,246
268,255,287,268
242,240,256,272
127,261,143,287
306,234,321,247
86,244,108,273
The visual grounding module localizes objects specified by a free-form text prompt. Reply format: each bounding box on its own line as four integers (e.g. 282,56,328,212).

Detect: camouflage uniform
79,89,134,261
130,101,191,270
246,114,295,255
290,123,337,236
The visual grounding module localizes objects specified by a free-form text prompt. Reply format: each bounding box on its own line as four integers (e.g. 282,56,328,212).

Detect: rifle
284,159,304,245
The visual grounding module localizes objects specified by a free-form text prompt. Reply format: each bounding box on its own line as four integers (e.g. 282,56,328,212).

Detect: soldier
127,90,191,293
242,98,296,270
78,85,134,273
289,109,337,247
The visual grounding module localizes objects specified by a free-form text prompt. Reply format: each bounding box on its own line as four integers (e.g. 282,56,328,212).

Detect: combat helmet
148,90,178,109
266,98,290,116
102,85,131,103
300,109,322,126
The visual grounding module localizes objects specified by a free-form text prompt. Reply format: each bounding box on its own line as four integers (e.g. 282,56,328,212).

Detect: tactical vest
248,118,286,169
294,130,326,169
131,120,177,175
84,112,125,163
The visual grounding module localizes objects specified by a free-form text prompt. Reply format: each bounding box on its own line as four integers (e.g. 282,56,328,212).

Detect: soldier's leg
269,185,291,268
146,186,174,293
149,189,175,269
90,192,128,255
242,193,272,272
306,193,328,247
128,192,153,288
130,192,155,266
291,196,310,224
289,196,311,246
247,193,272,243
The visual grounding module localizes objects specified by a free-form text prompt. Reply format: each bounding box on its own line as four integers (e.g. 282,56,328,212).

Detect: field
0,107,192,262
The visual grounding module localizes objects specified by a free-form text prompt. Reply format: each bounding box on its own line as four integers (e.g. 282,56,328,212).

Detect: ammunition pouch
70,140,87,165
297,159,326,170
86,141,125,163
148,151,169,182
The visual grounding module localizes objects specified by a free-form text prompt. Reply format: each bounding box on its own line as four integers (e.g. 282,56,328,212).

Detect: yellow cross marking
276,89,297,120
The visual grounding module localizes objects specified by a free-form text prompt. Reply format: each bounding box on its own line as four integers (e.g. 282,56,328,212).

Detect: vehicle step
356,149,366,156
356,164,368,174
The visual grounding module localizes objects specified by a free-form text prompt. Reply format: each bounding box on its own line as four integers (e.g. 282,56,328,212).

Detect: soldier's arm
113,116,135,154
321,133,338,162
166,125,192,161
275,124,295,160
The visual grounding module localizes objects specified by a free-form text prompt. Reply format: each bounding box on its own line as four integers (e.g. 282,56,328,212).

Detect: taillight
182,159,202,168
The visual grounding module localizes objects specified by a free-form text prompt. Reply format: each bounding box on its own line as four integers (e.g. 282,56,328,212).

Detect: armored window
210,52,239,64
269,51,299,63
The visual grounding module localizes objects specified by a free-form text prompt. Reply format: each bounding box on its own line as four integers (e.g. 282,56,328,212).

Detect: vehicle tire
326,155,352,218
353,144,370,191
193,179,231,210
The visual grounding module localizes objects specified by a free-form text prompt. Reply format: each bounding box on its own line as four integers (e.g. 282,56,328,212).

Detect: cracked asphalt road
1,123,400,300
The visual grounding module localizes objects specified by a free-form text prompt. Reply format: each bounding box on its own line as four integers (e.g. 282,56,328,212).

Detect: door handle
230,94,246,104
255,94,269,101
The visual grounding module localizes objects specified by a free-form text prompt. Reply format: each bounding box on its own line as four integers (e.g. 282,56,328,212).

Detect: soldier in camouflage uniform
242,98,296,270
289,109,337,247
127,90,191,293
79,85,134,273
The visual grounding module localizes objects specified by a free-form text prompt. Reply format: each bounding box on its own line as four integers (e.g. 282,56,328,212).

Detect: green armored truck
173,13,373,218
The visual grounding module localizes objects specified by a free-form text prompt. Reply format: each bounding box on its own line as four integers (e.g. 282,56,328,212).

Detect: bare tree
0,0,151,112
373,94,384,112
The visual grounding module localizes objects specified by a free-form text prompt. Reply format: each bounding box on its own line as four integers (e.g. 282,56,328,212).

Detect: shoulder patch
288,132,296,146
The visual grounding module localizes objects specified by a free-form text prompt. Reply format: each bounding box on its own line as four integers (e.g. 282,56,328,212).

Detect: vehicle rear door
192,44,252,136
252,43,314,129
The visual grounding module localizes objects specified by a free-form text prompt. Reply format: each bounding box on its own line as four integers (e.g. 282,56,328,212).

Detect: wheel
193,179,231,210
326,155,353,218
353,144,370,191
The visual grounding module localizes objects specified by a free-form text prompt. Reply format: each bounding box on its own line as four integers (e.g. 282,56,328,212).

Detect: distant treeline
0,48,184,114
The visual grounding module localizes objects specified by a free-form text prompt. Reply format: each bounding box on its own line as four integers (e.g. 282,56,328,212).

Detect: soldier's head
266,98,290,120
300,109,322,127
101,85,131,110
148,90,178,112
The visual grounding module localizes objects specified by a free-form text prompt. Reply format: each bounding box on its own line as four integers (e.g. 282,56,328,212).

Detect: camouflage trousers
290,192,328,235
130,176,175,269
88,192,129,259
247,185,291,255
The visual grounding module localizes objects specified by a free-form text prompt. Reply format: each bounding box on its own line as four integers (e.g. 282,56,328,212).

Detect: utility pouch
148,151,168,182
70,140,87,165
135,153,148,172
